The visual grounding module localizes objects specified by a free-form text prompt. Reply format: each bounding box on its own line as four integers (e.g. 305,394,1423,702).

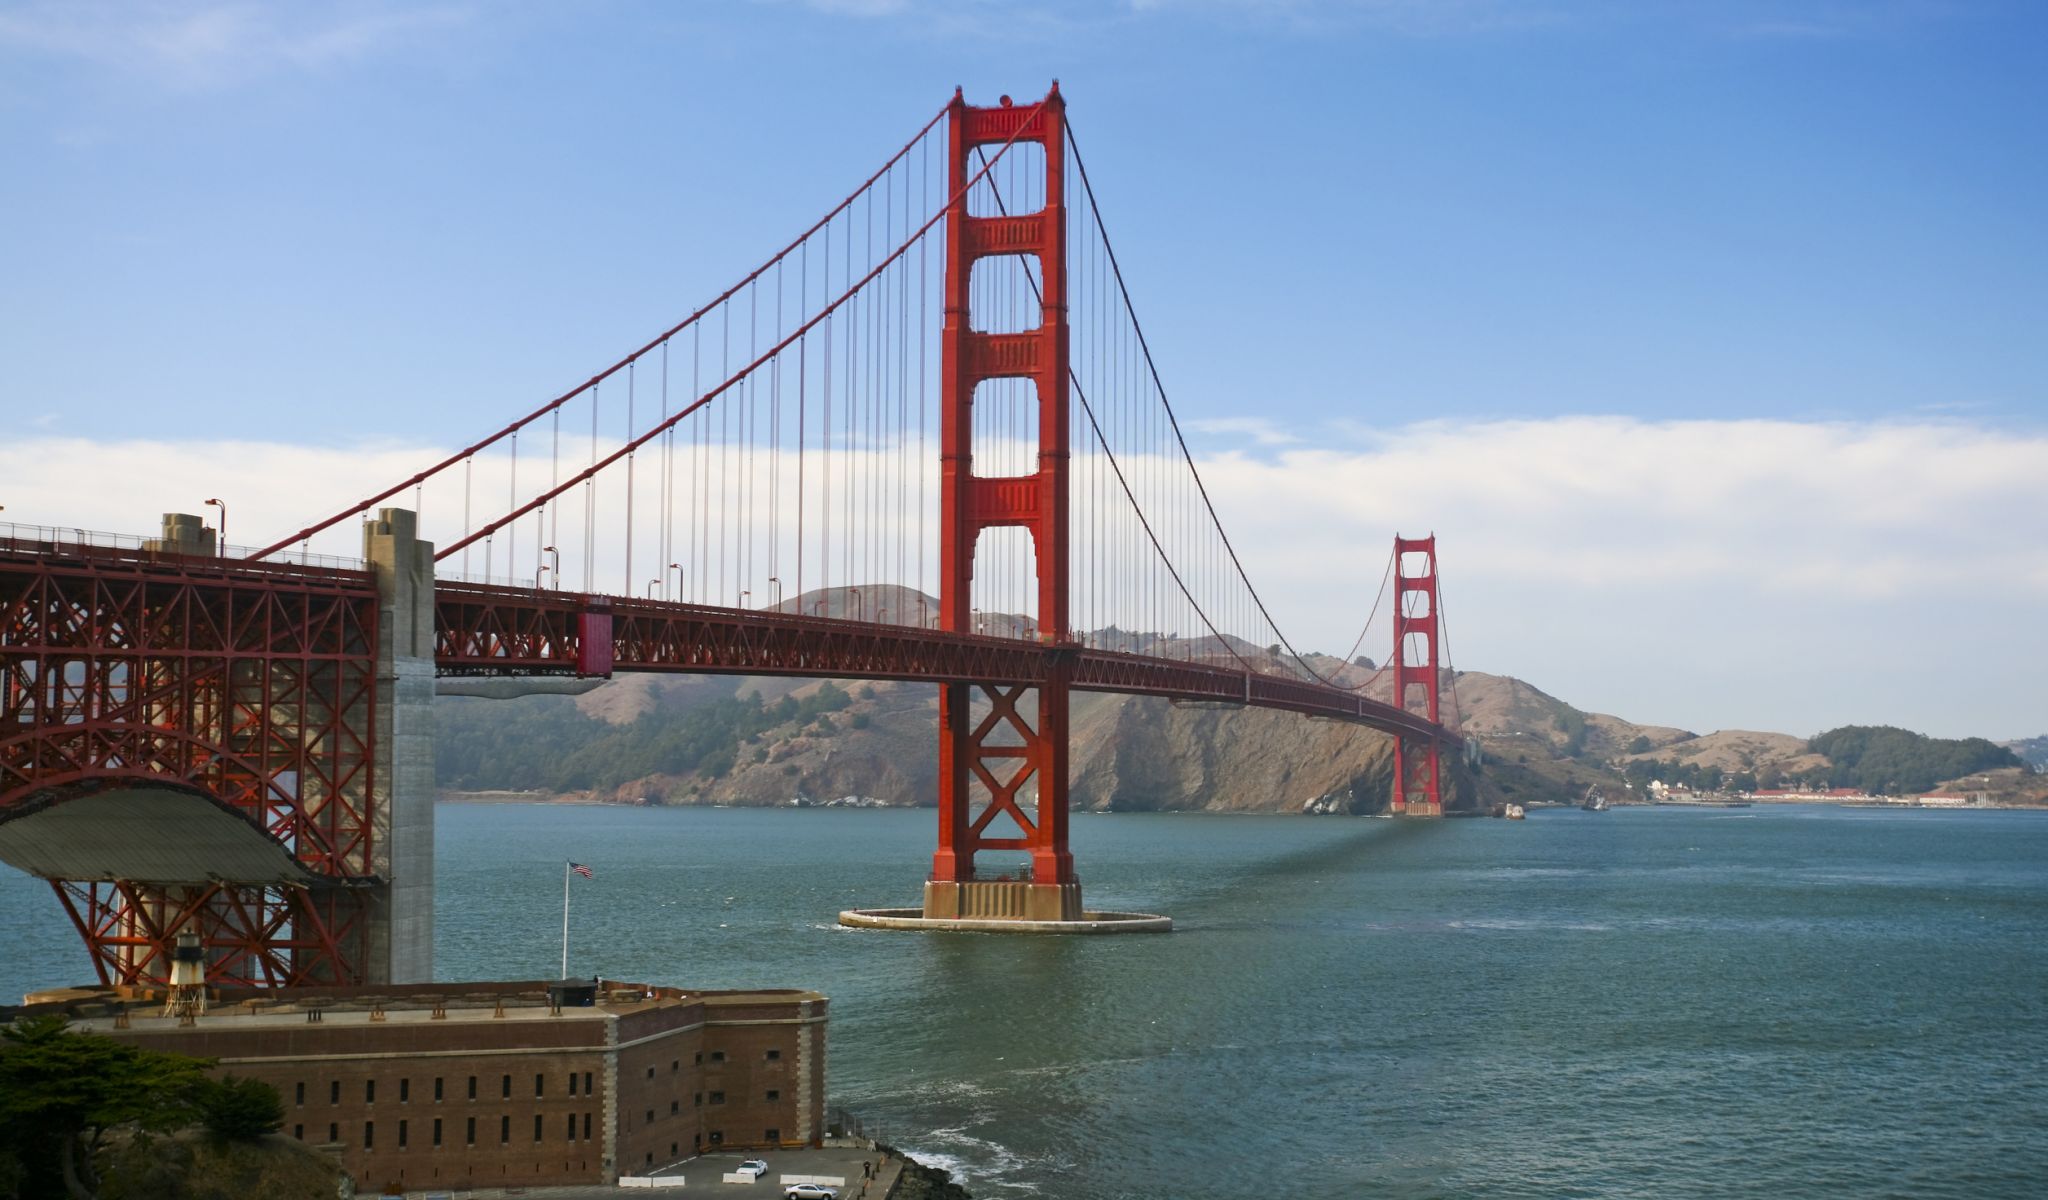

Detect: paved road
391,1144,901,1200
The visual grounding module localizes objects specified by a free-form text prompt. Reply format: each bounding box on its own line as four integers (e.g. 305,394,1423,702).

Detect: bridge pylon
1391,535,1443,817
922,85,1082,923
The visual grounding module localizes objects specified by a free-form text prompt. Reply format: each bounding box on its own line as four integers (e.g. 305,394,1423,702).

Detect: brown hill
436,585,1844,813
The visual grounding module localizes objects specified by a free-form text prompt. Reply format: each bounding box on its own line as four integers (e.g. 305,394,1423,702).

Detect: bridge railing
1,523,368,576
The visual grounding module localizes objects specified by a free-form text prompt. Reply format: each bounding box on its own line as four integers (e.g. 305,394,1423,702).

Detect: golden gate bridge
1,85,1461,988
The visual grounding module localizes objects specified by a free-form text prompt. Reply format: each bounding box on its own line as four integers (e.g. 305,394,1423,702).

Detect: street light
848,587,864,621
646,579,662,598
670,562,683,602
203,498,226,556
542,546,560,590
767,575,782,610
739,589,751,608
536,565,551,591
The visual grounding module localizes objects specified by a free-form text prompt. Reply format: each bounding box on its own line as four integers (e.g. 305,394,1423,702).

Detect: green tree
1626,735,1653,755
0,1015,213,1200
195,1075,284,1144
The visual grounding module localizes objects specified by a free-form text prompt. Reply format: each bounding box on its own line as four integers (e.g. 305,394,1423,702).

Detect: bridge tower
924,85,1081,923
1391,535,1443,817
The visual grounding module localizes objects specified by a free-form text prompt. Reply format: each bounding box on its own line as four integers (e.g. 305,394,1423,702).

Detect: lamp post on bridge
670,562,683,603
767,575,783,611
543,546,560,591
739,589,751,608
849,587,864,622
536,565,551,591
646,579,661,598
203,498,225,556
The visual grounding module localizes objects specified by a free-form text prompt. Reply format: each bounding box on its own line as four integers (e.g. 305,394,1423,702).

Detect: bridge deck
434,582,1454,744
1,544,1454,749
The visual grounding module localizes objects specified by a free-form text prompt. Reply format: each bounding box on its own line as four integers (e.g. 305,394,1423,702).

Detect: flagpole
561,860,571,980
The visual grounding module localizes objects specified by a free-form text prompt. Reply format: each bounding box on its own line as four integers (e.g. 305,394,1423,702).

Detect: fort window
645,1109,654,1124
646,1066,655,1080
766,1049,781,1061
766,1089,780,1102
671,1141,679,1157
295,1081,305,1105
468,1075,477,1100
645,1152,654,1167
434,1077,444,1102
583,1071,593,1093
709,1131,723,1145
535,1073,545,1098
694,1092,703,1107
694,1053,702,1065
293,1124,303,1140
501,1074,511,1099
709,1091,725,1105
566,1113,576,1140
328,1123,338,1143
671,1059,679,1072
569,1072,578,1096
533,1114,543,1142
433,1118,442,1147
583,1112,591,1140
671,1100,679,1115
398,1120,408,1149
710,1051,726,1063
500,1115,510,1144
365,1080,375,1103
364,1121,374,1150
766,1128,780,1142
330,1081,340,1104
467,1117,476,1146
399,1078,410,1103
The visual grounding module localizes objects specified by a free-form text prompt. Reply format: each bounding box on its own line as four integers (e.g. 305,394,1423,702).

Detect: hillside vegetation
1804,726,2021,794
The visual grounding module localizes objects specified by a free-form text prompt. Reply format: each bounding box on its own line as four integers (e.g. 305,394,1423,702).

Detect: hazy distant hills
2004,736,2048,770
433,586,2041,812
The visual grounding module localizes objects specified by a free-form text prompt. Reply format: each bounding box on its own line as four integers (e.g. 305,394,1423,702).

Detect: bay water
4,803,2045,1197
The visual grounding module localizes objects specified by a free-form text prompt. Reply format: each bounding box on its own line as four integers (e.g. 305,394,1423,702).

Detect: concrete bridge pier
363,508,437,984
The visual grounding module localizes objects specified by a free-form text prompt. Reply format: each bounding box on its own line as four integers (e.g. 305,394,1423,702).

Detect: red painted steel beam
432,583,1458,745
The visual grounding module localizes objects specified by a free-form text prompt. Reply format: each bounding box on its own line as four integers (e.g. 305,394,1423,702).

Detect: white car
739,1159,770,1177
785,1186,837,1200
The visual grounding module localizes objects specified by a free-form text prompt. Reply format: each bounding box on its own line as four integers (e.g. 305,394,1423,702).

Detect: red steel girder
3,541,381,985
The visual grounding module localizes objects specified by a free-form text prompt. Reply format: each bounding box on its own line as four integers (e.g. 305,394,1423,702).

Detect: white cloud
1185,416,1301,446
3,414,2040,739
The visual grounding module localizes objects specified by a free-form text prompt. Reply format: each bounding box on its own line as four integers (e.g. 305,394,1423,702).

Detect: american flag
569,862,593,879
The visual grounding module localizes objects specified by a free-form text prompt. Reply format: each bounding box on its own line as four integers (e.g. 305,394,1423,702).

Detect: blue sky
2,0,2044,738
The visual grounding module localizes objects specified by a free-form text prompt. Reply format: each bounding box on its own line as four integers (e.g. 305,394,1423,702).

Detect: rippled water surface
5,803,2046,1197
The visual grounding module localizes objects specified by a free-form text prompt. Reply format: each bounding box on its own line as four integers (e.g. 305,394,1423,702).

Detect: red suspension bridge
1,86,1462,987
